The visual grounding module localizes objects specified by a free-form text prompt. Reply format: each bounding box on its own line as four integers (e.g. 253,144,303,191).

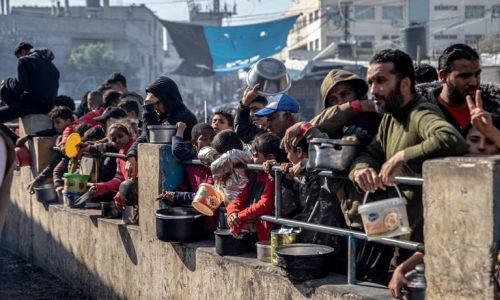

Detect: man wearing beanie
125,76,197,177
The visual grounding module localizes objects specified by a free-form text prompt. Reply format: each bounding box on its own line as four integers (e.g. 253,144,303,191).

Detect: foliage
68,42,138,85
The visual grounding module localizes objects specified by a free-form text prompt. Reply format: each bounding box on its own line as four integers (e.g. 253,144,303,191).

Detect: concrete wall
424,156,500,300
0,141,390,300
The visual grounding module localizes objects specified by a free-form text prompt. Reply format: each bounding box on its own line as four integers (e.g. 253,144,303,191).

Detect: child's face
194,129,215,151
466,128,499,155
53,117,72,133
287,147,306,165
212,114,231,133
108,128,131,150
252,148,272,164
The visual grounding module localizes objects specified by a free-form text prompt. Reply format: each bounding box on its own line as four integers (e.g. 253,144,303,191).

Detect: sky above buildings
12,0,293,24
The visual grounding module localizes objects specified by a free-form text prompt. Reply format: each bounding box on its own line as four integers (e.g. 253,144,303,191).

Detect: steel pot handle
362,183,403,205
319,143,333,149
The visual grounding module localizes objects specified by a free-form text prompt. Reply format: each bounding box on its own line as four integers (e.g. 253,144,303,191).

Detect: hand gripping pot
246,57,291,96
192,183,224,216
307,138,360,172
358,184,411,240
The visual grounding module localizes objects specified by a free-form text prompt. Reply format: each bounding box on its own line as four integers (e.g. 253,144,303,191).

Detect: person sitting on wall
125,76,197,179
0,42,60,123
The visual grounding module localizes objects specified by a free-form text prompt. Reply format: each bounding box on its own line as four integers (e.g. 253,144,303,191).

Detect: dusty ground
0,247,90,300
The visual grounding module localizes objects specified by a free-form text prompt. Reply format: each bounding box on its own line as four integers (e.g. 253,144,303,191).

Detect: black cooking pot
275,243,334,281
101,202,122,219
214,229,250,256
155,208,205,243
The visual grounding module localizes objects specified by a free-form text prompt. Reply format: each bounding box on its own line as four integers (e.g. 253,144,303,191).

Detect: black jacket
127,76,197,158
4,49,59,105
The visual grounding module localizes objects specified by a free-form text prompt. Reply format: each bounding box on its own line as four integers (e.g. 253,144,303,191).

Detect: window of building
434,5,458,11
355,35,375,42
355,5,375,19
314,10,319,20
465,35,483,45
465,5,485,18
434,34,458,40
309,41,314,51
382,35,389,40
309,12,313,23
493,5,500,18
383,6,403,20
315,38,319,50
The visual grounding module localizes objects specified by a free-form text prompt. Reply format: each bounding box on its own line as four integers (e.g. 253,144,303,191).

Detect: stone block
423,157,500,300
19,115,53,136
31,137,57,176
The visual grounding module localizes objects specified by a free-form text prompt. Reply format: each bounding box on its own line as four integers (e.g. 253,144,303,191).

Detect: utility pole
342,2,350,43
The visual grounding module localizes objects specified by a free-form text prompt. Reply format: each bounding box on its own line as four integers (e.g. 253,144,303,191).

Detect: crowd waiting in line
1,41,500,299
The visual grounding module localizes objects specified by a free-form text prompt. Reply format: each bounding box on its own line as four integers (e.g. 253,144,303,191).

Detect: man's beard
375,80,405,114
446,80,467,106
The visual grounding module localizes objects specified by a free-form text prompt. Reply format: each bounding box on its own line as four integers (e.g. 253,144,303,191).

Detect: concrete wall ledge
1,142,393,300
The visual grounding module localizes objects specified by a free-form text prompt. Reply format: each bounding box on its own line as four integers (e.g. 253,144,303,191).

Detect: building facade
428,0,500,56
283,0,500,60
0,3,166,97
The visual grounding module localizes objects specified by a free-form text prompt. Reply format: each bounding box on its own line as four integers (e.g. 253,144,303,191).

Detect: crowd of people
1,41,500,299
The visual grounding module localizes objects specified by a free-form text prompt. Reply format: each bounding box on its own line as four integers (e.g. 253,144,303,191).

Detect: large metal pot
308,138,360,172
246,57,291,96
275,243,334,281
147,125,176,144
214,229,250,256
155,207,205,243
33,184,58,203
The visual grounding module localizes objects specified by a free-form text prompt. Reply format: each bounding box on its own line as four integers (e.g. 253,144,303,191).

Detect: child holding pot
226,132,287,241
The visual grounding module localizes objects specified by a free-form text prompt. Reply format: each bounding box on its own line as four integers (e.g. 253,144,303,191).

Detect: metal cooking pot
15,145,32,167
33,184,58,203
308,138,360,172
214,229,250,256
275,243,334,281
155,207,205,243
147,125,176,144
246,57,291,96
119,179,138,206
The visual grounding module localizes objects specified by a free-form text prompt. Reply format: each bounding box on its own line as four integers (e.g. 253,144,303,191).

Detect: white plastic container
358,185,411,240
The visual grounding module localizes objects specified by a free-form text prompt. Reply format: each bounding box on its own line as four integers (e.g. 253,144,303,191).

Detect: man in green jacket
348,49,468,288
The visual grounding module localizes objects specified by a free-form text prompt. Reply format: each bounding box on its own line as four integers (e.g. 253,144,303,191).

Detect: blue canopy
162,16,298,76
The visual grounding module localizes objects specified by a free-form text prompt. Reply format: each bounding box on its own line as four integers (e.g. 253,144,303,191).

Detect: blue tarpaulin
162,16,298,76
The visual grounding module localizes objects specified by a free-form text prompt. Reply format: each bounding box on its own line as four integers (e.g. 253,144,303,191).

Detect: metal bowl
34,184,58,203
246,57,291,96
147,125,176,144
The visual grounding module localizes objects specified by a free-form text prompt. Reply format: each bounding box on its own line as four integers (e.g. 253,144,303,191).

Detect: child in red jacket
86,123,137,209
226,132,287,241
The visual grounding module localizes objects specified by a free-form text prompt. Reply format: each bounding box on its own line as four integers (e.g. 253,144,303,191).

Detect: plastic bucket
358,185,411,240
192,183,224,216
63,173,90,206
256,240,272,263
